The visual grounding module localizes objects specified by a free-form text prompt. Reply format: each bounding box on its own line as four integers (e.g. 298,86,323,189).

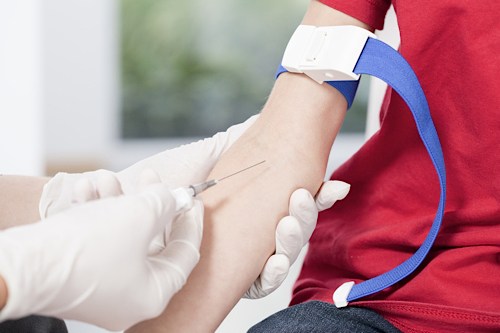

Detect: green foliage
121,0,367,138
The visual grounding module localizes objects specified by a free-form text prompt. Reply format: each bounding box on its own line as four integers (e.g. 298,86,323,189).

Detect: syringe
173,160,266,214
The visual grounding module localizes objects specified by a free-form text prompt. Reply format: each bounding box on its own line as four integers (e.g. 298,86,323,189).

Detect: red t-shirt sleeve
319,0,391,30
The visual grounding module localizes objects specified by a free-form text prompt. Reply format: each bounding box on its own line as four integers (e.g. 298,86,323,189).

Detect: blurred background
0,0,398,332
120,0,370,139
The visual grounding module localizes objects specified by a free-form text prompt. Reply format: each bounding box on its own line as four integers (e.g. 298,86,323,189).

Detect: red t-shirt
292,1,500,332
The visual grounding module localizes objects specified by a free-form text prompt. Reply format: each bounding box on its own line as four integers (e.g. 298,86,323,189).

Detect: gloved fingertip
315,181,351,211
267,254,290,274
211,114,260,158
330,181,351,200
136,169,162,194
260,254,290,291
73,178,97,204
156,240,200,285
288,190,318,245
275,216,303,256
168,198,203,248
290,188,314,206
289,189,315,217
232,114,259,131
147,234,166,256
139,183,177,230
96,172,123,198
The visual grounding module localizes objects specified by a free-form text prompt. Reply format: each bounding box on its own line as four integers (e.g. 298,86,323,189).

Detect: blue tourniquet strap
344,38,447,302
275,64,359,110
276,37,446,303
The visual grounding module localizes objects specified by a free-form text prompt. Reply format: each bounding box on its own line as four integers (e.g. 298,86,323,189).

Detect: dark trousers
0,316,67,333
248,300,402,333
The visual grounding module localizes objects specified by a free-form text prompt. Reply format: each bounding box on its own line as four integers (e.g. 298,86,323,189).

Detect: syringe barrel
173,180,218,215
173,187,194,215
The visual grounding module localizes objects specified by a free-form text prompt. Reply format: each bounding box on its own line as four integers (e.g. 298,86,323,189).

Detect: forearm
128,76,342,333
0,275,6,311
0,176,50,230
128,2,370,332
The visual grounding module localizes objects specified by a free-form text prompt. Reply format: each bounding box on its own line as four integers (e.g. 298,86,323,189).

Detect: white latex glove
73,169,198,257
38,114,348,300
0,180,203,331
39,115,259,218
244,180,350,299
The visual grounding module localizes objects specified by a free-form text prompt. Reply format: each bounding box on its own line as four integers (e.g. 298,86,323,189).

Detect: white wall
0,0,44,176
0,0,119,176
43,0,119,174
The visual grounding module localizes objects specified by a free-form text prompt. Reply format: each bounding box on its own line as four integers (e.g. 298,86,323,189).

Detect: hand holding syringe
173,160,266,214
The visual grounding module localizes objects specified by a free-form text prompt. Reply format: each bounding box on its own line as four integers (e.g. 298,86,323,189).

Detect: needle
188,160,266,196
173,160,267,214
217,160,266,182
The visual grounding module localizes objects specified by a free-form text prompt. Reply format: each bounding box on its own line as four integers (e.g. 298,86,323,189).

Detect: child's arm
127,2,373,332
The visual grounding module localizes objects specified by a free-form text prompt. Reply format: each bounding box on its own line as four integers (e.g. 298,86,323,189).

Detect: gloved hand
38,114,350,300
244,180,350,299
0,177,203,331
73,170,350,301
39,115,259,218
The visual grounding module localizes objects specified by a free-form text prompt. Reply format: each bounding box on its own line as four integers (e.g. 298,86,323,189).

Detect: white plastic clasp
333,281,355,308
282,25,377,83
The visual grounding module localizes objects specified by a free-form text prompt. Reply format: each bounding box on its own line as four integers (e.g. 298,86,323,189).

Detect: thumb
315,181,350,211
135,168,163,194
208,115,258,158
138,183,178,238
259,254,290,295
149,199,203,299
275,216,303,265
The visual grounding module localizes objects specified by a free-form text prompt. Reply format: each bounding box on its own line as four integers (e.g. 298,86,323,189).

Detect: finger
138,183,178,237
158,239,200,287
259,254,290,295
167,198,203,248
147,180,201,257
168,115,260,186
150,201,203,297
140,196,201,314
72,178,97,204
146,241,199,310
136,168,162,194
211,114,259,157
147,195,203,256
148,233,166,257
244,253,290,299
315,181,351,211
244,280,263,299
289,189,318,246
275,216,303,265
147,198,203,289
95,172,123,199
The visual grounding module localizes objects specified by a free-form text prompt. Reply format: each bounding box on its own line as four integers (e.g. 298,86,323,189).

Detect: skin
128,2,373,332
0,175,49,310
0,175,50,230
0,276,6,311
